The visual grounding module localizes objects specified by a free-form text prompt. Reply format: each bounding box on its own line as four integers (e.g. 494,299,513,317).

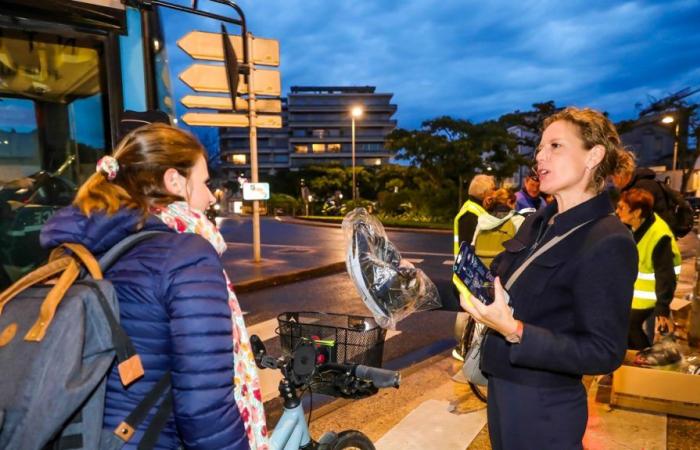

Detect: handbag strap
504,218,595,291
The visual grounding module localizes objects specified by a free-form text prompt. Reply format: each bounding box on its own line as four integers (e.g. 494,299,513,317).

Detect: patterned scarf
156,202,268,449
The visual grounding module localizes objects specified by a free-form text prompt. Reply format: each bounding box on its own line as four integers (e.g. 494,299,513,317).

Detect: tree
386,116,525,207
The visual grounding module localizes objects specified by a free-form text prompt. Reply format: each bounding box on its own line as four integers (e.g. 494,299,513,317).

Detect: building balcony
287,120,397,128
287,104,397,113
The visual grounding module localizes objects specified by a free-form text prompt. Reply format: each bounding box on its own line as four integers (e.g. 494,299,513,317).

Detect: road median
234,261,347,293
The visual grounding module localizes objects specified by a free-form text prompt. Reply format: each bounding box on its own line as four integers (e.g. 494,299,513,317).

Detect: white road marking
226,242,314,249
402,251,453,257
405,258,424,264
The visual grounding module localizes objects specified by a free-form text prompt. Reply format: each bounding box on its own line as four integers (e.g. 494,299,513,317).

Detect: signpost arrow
181,112,282,128
178,31,279,66
179,64,281,96
181,95,281,113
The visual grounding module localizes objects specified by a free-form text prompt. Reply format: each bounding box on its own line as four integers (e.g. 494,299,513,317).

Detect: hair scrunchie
96,155,119,181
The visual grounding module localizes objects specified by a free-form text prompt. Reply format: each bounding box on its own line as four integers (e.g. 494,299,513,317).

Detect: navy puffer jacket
40,207,249,450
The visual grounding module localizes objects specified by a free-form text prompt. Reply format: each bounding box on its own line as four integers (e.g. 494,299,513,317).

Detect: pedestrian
41,123,251,449
616,188,680,349
460,107,638,450
514,174,546,213
472,188,525,268
452,174,495,360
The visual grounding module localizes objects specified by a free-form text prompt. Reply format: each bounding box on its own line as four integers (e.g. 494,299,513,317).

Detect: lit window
327,143,341,153
312,144,325,153
231,154,247,165
312,129,325,139
294,145,308,154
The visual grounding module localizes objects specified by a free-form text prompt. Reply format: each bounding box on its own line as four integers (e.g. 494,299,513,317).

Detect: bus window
0,28,109,288
0,29,108,184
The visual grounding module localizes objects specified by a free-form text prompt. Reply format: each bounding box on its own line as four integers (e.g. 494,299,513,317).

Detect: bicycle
250,334,401,450
454,313,488,403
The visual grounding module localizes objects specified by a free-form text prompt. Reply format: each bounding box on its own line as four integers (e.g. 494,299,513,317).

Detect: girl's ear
163,168,184,197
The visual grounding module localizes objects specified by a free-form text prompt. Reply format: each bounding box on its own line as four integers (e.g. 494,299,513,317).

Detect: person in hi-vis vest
616,188,680,350
452,174,495,360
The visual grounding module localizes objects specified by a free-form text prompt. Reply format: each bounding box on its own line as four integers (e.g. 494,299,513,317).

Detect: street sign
180,95,281,113
179,64,281,96
243,182,270,201
181,112,282,128
178,31,279,66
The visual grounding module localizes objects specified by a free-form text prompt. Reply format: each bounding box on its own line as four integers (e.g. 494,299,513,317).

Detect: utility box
611,351,700,419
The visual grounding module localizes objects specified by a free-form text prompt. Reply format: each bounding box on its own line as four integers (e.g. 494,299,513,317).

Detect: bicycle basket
277,312,386,367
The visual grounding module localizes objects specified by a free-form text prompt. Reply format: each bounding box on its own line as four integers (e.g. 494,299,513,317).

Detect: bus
0,0,245,288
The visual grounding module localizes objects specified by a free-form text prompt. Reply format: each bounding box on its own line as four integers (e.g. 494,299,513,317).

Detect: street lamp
351,106,364,202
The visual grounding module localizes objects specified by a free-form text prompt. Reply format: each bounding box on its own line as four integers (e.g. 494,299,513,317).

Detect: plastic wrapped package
342,208,441,329
633,336,683,367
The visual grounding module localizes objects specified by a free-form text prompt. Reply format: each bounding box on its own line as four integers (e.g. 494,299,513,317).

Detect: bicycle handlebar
354,365,401,388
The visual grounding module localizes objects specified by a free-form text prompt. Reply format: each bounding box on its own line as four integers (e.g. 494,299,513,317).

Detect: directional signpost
178,29,281,262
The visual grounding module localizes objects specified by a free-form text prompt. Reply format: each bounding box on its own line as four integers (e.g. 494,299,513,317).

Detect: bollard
689,253,700,348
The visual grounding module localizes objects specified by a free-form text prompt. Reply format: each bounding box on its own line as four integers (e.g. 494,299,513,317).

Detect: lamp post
662,114,681,171
351,106,363,202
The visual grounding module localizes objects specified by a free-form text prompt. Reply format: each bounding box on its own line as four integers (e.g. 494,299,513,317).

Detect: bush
343,198,377,214
267,193,300,216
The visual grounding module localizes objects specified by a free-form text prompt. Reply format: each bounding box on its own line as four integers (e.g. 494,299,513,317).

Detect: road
223,217,460,404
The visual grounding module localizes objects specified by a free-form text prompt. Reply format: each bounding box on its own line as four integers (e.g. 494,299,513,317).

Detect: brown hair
74,123,206,217
620,188,654,219
483,188,515,212
542,107,635,193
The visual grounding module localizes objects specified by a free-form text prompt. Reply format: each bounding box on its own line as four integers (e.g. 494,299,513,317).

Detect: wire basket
277,312,386,368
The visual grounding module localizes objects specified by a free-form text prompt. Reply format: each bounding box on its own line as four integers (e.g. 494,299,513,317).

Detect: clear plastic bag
633,336,683,367
342,208,441,329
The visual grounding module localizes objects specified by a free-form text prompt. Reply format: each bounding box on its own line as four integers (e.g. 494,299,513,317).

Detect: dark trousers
628,307,654,350
487,376,587,450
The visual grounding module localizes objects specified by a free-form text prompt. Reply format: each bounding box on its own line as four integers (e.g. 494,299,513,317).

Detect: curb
234,261,346,294
279,216,452,235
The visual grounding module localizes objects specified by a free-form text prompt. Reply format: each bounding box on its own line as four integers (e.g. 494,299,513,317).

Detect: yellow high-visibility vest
453,199,487,256
632,214,681,310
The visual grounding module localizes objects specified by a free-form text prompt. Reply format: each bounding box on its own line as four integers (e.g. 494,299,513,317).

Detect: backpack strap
0,257,73,315
98,231,168,273
49,243,103,280
113,372,173,446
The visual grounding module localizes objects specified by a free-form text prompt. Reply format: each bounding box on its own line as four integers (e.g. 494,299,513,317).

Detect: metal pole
673,122,680,171
352,116,356,202
247,32,261,262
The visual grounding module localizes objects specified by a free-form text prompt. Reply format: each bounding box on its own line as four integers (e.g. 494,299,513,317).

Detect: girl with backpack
41,124,256,449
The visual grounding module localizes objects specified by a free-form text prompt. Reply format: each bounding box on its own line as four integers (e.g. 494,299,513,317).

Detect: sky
160,0,700,130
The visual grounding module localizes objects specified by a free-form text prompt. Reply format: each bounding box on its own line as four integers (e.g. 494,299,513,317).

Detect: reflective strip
454,236,459,242
633,290,657,300
675,265,682,275
637,272,655,281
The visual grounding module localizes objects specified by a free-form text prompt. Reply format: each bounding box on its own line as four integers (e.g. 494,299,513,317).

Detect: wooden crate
611,352,700,419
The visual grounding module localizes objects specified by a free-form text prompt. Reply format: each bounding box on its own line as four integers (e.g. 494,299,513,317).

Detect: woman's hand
460,277,519,337
656,315,674,335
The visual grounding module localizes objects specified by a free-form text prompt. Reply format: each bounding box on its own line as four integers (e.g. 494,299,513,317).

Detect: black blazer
482,193,638,387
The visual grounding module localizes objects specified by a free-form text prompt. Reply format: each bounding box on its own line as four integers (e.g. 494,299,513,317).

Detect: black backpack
656,181,694,238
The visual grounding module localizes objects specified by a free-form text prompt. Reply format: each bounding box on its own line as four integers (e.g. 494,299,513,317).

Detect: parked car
0,171,76,289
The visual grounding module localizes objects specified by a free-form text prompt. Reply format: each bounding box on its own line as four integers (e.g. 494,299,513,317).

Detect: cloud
167,0,700,128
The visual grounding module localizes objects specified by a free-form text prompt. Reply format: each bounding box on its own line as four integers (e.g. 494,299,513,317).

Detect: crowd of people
7,105,685,450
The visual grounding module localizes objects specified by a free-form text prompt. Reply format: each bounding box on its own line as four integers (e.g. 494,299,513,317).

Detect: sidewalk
222,241,345,293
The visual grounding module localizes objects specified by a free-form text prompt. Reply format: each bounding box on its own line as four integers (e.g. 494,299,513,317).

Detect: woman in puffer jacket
40,124,249,450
